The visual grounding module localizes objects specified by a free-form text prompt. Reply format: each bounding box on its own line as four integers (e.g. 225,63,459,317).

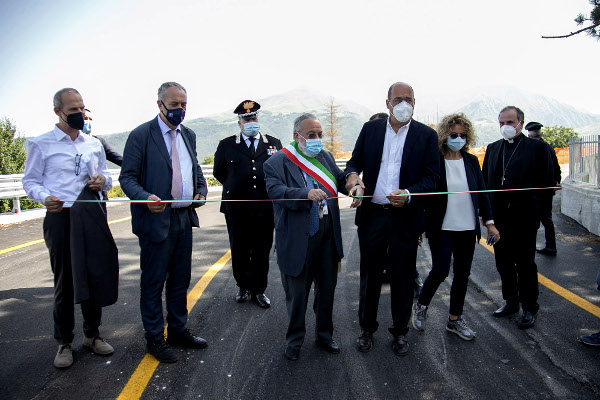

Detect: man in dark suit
213,100,282,307
264,113,354,361
482,106,554,329
120,82,208,363
525,121,561,256
345,82,440,356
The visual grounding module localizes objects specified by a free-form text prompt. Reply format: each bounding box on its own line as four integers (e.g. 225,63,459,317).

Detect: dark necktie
307,176,319,236
248,137,255,157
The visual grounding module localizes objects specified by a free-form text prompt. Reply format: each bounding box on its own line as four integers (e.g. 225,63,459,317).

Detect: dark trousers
494,214,539,313
539,195,556,250
419,230,476,316
43,209,102,344
139,209,192,342
280,214,338,348
225,213,274,294
358,207,418,337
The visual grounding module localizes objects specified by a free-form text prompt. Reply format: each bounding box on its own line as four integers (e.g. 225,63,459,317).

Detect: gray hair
293,113,318,134
499,106,525,122
53,88,80,109
157,82,187,101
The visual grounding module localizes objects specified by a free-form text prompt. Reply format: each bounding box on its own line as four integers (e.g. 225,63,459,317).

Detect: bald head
387,82,414,100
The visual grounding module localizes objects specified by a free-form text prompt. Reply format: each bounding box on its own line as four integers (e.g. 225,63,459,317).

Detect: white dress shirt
23,125,112,208
372,119,411,205
157,115,194,208
441,159,476,231
241,132,260,150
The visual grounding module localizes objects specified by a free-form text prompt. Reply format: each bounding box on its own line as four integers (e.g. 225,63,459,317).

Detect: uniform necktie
169,130,183,200
248,137,256,157
307,176,319,236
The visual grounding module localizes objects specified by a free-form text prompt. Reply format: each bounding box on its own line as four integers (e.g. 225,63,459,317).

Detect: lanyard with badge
309,176,328,219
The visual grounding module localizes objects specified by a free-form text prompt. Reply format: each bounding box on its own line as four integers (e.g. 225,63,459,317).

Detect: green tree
543,0,600,40
0,118,26,174
542,126,579,148
202,154,215,164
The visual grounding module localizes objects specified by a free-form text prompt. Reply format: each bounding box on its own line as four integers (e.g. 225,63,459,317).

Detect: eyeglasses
449,133,467,139
75,154,82,176
390,97,415,105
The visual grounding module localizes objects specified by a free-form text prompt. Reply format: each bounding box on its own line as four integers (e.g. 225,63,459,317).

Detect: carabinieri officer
213,100,282,308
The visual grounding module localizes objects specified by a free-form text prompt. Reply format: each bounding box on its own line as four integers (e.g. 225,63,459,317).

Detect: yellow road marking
478,238,600,318
0,216,132,255
116,250,232,400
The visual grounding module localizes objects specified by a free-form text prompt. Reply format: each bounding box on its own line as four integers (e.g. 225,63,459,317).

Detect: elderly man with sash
264,113,360,361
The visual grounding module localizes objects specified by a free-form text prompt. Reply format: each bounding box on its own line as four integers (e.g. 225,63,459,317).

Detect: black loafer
284,346,300,361
492,303,519,318
147,339,178,363
536,247,557,256
392,335,409,356
356,331,373,352
236,289,250,303
517,311,537,330
316,339,340,354
254,293,271,308
167,328,208,349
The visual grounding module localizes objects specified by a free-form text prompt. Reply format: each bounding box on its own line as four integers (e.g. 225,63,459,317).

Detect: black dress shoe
356,331,373,352
254,293,271,308
284,346,300,361
236,289,249,303
167,328,208,349
147,339,178,363
492,303,519,318
392,335,409,356
316,339,341,354
537,247,557,256
517,311,537,329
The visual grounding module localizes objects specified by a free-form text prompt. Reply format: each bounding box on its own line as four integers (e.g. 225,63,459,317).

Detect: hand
555,182,562,192
147,194,166,213
308,189,327,202
88,173,106,191
345,173,365,192
387,189,409,207
486,224,500,245
44,195,64,213
418,234,423,247
350,184,364,208
193,193,206,206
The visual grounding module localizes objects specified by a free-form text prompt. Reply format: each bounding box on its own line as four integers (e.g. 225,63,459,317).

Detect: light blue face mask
243,122,260,136
303,138,323,157
82,120,92,134
446,137,466,152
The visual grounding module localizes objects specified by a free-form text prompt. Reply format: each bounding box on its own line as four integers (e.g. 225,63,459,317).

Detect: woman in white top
411,113,500,340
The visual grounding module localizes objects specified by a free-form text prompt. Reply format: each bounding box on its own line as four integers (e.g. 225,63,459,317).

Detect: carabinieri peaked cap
234,100,261,119
525,121,543,131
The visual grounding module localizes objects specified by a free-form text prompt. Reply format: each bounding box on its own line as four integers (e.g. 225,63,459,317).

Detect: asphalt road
0,192,599,400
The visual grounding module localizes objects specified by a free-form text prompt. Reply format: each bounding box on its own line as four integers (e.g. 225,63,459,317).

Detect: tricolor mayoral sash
280,141,338,197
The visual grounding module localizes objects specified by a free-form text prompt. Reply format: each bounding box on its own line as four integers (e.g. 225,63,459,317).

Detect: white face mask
500,122,520,140
392,101,413,123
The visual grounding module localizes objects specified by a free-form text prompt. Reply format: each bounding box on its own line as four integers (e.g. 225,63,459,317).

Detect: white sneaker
83,336,114,355
411,302,427,331
54,344,74,368
446,316,476,341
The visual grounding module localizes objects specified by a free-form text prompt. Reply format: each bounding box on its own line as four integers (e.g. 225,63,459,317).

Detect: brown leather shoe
392,335,409,356
356,331,373,352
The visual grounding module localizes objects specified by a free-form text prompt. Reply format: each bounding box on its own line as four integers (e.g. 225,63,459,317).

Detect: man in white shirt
22,88,114,369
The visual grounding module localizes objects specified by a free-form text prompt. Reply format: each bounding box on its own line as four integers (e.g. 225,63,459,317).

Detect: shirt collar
241,131,260,141
52,124,81,142
386,117,411,134
157,114,180,136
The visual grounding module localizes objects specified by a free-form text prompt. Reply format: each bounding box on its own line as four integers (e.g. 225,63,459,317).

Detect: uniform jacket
119,117,207,243
345,118,440,238
213,133,282,216
264,149,348,277
94,135,123,166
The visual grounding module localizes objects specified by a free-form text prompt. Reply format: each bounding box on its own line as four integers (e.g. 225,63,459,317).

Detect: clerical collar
504,132,523,144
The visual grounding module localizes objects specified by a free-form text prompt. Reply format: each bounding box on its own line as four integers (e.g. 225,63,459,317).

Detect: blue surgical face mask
302,138,323,157
243,122,260,136
161,100,185,126
446,137,466,152
82,120,92,134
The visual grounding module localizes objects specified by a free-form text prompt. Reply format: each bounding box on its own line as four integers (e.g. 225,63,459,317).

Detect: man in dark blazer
264,113,353,361
213,100,282,308
120,82,208,363
482,106,554,329
345,82,440,356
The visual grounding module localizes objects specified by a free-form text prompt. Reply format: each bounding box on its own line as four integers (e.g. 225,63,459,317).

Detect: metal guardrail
0,159,350,213
569,135,600,188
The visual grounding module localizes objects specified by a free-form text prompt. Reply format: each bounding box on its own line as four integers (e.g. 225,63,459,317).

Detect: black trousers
43,209,102,344
225,213,274,294
539,195,556,250
139,209,192,342
280,214,338,349
418,230,476,316
494,213,540,313
358,206,418,337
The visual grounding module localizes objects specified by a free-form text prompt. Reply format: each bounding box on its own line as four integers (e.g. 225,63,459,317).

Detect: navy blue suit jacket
119,117,207,243
264,149,348,277
345,118,440,238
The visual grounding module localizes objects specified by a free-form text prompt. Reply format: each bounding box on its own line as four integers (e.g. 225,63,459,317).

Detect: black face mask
61,111,85,130
161,101,185,126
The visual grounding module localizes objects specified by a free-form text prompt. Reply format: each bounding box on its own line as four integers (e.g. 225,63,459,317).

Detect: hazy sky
1,0,599,137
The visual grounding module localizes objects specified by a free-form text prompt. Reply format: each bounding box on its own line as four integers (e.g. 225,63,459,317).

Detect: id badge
322,203,328,215
318,203,324,219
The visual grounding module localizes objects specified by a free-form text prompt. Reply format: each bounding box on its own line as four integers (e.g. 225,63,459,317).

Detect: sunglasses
449,133,467,139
